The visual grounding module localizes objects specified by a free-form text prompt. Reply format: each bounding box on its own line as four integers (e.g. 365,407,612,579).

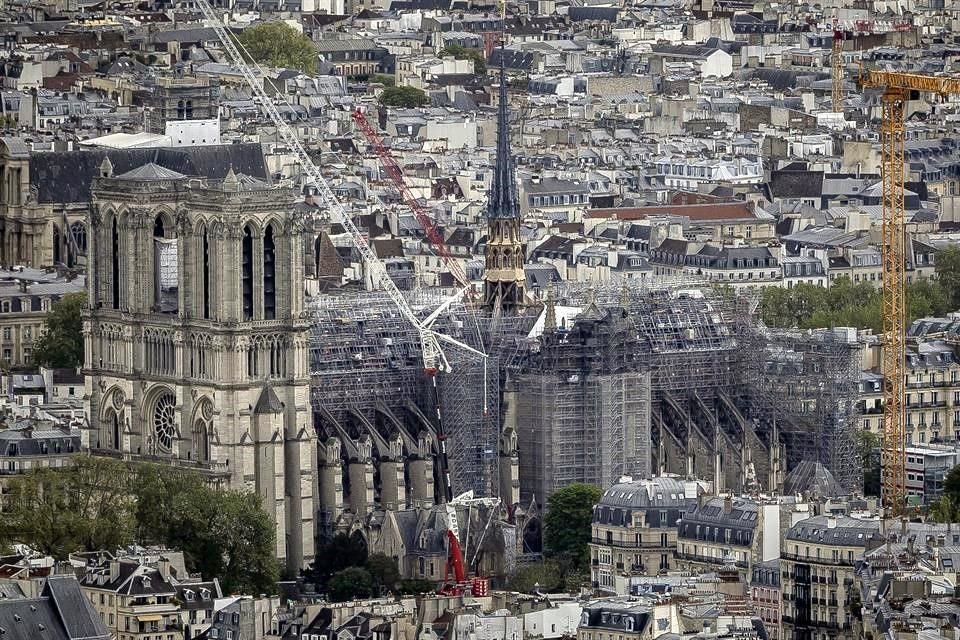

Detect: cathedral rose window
153,392,177,451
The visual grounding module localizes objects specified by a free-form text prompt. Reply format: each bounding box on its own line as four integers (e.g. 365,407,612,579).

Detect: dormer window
184,589,195,601
142,576,151,589
200,588,210,599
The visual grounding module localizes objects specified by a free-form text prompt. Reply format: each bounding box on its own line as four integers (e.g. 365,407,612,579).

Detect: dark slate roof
786,515,882,546
681,496,759,527
524,263,560,289
254,384,283,414
568,5,619,21
651,44,720,58
597,476,692,509
488,49,534,71
29,143,268,204
0,576,110,640
748,68,799,91
770,169,824,199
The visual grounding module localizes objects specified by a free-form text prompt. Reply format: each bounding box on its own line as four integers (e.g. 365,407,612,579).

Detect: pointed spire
99,155,113,178
544,286,557,332
487,23,519,220
223,164,239,192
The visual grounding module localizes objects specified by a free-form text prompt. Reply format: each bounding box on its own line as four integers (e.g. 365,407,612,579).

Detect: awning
136,615,162,623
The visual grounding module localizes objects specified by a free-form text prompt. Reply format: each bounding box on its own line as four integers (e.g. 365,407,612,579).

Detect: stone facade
82,160,316,572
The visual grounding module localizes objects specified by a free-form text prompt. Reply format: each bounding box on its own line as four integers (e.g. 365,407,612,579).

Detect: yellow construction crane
859,69,960,516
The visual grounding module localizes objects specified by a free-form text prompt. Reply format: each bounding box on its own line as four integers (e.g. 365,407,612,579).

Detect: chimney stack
723,495,733,514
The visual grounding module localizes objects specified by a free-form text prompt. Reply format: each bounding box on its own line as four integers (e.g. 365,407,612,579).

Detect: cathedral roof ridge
114,162,187,181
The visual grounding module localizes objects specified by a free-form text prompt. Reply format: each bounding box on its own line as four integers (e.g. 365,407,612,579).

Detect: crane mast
351,110,471,290
859,68,960,516
191,0,471,373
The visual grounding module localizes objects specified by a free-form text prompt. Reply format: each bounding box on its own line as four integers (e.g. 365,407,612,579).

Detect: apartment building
781,515,882,640
78,552,221,640
0,268,85,366
904,340,960,445
0,418,79,510
751,560,782,640
589,476,705,594
676,496,761,576
905,445,960,504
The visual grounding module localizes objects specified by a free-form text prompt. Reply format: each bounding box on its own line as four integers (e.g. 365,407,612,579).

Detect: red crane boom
351,110,470,290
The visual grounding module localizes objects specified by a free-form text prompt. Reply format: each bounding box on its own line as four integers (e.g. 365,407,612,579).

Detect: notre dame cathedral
82,157,316,572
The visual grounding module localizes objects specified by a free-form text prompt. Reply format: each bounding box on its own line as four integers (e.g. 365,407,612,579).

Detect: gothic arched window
193,419,209,462
52,224,61,265
111,217,120,309
241,225,253,321
202,229,211,320
70,220,86,255
153,215,178,314
176,100,185,119
263,224,276,320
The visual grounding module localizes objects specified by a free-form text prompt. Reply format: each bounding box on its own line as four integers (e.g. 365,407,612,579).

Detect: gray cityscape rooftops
785,515,882,546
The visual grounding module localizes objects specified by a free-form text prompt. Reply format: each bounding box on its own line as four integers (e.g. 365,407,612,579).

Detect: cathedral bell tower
83,163,316,573
483,33,526,311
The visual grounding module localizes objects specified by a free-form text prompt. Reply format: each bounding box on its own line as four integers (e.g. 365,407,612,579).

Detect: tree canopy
756,276,955,333
378,86,430,108
327,567,375,602
930,465,960,522
936,245,960,310
438,44,487,74
305,532,368,590
32,292,85,369
366,553,401,593
1,457,279,594
235,22,318,74
543,483,601,571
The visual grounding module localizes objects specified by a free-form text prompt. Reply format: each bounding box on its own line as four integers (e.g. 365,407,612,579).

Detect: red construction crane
351,110,472,291
831,17,913,113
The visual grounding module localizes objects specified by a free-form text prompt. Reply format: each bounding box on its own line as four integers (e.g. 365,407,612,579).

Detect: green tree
2,456,134,557
378,86,430,108
508,560,563,593
306,532,368,589
438,44,487,74
943,464,960,507
928,495,957,523
366,553,401,594
371,73,395,86
214,491,280,594
907,277,951,321
2,459,280,594
133,465,278,594
543,483,601,571
935,245,960,310
33,292,86,368
327,567,374,602
235,22,318,74
397,578,435,595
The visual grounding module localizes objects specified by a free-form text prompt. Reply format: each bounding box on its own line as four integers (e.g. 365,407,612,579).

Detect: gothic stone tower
483,48,526,311
82,160,316,572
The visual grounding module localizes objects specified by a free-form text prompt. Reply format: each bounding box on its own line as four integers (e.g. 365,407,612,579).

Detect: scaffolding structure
307,291,511,499
741,327,863,492
511,299,652,504
305,277,865,506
